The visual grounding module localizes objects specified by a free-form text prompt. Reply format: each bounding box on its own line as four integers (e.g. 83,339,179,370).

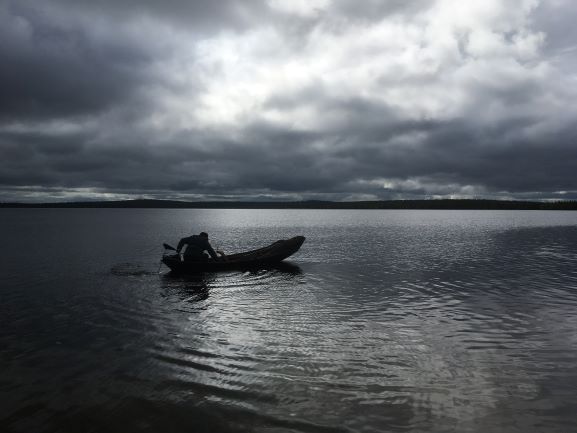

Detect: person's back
177,232,217,261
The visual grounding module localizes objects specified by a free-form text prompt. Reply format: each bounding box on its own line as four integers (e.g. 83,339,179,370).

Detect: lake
1,209,577,433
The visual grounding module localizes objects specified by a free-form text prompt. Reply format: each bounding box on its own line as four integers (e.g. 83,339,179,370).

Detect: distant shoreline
1,199,576,210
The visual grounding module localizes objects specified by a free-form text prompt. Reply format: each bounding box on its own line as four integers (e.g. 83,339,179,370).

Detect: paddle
158,243,177,273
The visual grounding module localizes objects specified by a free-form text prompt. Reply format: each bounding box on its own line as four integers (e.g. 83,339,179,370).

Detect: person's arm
176,238,186,254
216,250,227,261
205,241,218,260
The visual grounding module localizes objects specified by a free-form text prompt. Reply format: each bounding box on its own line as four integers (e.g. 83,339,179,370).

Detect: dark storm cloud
364,122,577,194
330,0,435,20
257,74,577,196
2,113,577,201
43,0,268,33
1,0,577,202
0,2,155,121
0,122,337,197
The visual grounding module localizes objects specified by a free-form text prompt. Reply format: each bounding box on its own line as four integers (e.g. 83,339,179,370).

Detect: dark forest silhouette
1,199,576,210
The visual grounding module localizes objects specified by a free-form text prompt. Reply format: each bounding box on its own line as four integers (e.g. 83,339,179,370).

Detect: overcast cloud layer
1,0,576,202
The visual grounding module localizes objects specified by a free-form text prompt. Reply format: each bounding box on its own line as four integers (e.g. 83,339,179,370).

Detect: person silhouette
176,232,219,262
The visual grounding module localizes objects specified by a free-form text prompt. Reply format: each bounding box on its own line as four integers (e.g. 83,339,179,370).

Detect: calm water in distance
1,209,577,433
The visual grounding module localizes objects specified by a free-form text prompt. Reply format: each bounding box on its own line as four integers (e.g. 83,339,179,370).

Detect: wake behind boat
162,236,305,273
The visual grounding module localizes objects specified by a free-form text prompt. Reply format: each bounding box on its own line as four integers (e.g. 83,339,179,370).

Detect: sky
1,0,576,202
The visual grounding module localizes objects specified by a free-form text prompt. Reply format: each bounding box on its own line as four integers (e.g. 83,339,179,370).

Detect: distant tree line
1,199,576,210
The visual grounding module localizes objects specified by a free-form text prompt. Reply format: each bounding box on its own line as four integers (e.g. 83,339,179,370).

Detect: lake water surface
1,209,577,433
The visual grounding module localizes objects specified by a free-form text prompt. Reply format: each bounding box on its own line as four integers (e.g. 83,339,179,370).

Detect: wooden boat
162,236,306,273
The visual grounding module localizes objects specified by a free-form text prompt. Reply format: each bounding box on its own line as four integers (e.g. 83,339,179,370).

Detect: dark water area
1,209,577,433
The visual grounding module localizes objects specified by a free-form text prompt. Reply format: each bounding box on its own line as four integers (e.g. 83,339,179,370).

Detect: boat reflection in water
160,261,303,303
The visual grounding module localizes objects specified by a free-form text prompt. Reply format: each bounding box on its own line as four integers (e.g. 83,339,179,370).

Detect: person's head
199,232,208,239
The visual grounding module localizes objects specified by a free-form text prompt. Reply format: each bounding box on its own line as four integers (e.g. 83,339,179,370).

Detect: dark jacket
177,235,217,260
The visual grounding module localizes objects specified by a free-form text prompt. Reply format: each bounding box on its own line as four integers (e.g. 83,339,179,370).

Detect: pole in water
157,260,163,274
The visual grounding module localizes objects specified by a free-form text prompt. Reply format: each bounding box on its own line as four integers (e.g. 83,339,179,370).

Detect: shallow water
1,209,577,433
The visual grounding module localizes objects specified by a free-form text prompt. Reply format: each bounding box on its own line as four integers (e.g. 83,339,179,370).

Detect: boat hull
162,236,305,273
